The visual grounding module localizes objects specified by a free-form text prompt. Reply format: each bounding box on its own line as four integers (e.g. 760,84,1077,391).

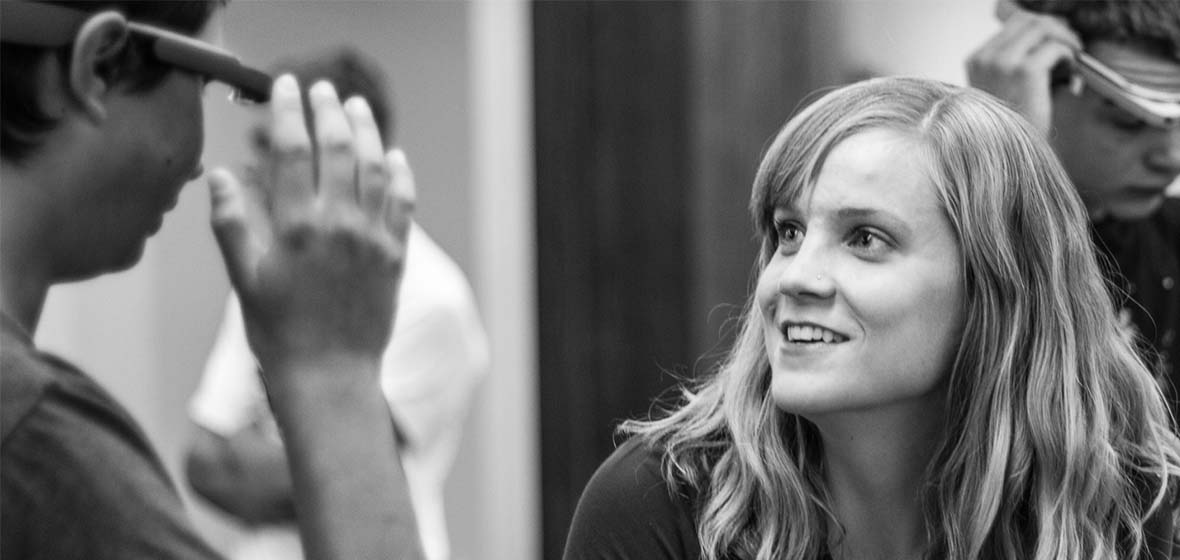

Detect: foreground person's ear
69,10,130,122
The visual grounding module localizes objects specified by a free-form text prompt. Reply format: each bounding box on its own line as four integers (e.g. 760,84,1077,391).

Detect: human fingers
345,96,390,218
1023,39,1076,83
267,74,316,225
970,12,1080,73
208,167,264,292
384,149,416,240
995,14,1079,70
309,81,359,204
1035,13,1081,52
971,12,1037,64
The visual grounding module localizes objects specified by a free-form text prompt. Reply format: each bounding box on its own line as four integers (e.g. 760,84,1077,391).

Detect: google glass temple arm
0,1,271,104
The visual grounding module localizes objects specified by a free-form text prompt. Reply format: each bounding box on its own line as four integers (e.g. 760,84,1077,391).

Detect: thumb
208,167,260,291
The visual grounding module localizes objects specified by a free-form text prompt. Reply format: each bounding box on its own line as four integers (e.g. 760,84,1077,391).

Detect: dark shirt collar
0,311,33,345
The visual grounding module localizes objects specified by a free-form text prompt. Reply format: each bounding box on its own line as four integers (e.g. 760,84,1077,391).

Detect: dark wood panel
535,3,693,557
687,1,820,371
534,3,825,557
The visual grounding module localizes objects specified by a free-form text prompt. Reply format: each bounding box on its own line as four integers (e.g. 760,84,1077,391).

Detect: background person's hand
966,9,1081,136
207,75,416,377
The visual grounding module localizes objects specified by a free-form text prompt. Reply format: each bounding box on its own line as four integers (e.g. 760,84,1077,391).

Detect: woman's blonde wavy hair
623,77,1180,559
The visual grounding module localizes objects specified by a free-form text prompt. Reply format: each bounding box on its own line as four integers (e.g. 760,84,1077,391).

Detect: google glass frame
1074,51,1180,129
995,0,1180,129
0,0,271,104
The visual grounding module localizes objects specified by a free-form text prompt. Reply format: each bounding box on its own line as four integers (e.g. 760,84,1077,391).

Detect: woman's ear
68,11,130,122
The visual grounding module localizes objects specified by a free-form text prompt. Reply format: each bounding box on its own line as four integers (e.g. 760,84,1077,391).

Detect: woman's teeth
785,325,847,343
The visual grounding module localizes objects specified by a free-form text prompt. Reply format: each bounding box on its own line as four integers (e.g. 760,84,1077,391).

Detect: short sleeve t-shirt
1,316,221,560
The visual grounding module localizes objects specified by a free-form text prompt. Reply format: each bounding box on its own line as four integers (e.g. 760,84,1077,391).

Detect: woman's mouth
780,322,850,344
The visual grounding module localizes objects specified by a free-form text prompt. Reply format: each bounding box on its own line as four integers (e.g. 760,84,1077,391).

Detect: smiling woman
563,77,1180,560
758,129,964,420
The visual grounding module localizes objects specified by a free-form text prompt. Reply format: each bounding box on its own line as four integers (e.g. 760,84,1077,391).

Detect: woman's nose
775,242,836,300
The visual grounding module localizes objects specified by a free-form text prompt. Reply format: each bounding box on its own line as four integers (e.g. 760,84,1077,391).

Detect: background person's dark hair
275,45,396,147
1,1,220,162
1018,0,1180,60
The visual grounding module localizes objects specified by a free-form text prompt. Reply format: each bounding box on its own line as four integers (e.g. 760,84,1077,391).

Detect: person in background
2,2,422,558
968,0,1180,417
564,77,1180,559
184,46,489,560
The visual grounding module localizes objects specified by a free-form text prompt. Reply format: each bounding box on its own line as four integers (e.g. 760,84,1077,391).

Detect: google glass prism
0,0,271,103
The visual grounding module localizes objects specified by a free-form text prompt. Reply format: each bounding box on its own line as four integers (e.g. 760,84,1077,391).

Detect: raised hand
208,75,415,376
205,74,423,560
966,8,1081,136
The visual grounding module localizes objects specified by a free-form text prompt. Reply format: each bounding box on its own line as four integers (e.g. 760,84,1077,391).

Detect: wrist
260,354,384,410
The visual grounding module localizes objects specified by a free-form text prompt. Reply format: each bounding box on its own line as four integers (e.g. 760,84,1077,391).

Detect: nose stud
779,274,826,292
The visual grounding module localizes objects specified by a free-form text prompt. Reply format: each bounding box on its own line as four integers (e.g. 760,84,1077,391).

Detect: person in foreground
968,0,1180,415
184,46,489,560
564,77,1180,560
1,1,422,558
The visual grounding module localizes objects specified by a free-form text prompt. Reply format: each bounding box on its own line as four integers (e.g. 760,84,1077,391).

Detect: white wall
825,0,998,85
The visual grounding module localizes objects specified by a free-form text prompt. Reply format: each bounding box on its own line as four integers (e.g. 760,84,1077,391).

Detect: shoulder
1,329,51,440
400,222,480,316
388,224,489,368
1,334,218,558
1,326,92,442
564,438,701,560
394,224,487,345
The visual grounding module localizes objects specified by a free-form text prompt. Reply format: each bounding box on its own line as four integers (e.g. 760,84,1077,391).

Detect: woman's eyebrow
834,207,885,220
834,207,913,236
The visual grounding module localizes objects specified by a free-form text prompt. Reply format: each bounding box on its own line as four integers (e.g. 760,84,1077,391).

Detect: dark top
1,315,221,560
564,438,702,560
1093,198,1180,418
566,439,1176,560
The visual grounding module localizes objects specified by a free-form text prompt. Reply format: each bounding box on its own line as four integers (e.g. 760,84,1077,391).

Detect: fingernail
274,74,298,95
344,96,372,116
310,80,338,101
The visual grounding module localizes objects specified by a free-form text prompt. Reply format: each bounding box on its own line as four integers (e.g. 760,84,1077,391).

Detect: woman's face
756,128,965,419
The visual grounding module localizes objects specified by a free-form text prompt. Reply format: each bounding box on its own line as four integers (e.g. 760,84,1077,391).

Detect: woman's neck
811,397,945,560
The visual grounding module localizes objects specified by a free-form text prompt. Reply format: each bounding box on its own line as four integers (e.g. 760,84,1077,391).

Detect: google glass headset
995,0,1180,129
0,0,271,104
1074,51,1180,129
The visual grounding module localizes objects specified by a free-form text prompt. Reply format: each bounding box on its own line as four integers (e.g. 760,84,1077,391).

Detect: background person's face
756,129,964,419
1050,41,1180,220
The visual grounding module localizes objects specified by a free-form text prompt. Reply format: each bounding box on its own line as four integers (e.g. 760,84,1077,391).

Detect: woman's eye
847,228,890,255
774,220,803,250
